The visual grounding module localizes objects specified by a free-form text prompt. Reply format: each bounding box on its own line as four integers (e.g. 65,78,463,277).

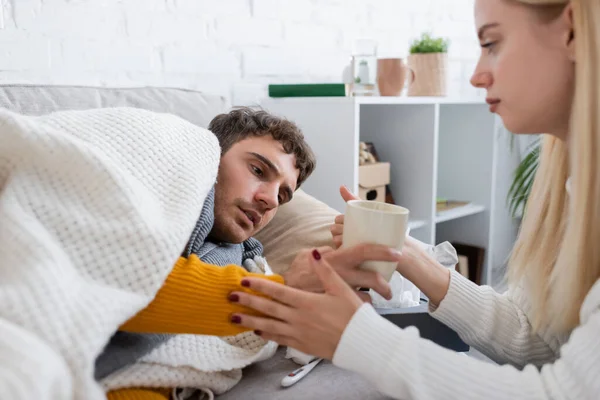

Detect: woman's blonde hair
509,0,600,334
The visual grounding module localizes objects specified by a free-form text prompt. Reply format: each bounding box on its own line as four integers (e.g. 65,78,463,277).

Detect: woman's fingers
343,268,392,300
332,235,343,249
232,312,295,338
240,277,306,307
231,290,292,321
339,185,359,202
317,246,336,256
330,224,344,248
334,243,402,265
331,216,344,249
356,291,373,304
254,331,297,349
311,249,352,295
312,248,364,309
330,223,344,236
313,243,398,299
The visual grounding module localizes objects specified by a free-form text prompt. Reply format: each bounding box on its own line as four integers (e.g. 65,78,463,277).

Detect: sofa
0,84,461,399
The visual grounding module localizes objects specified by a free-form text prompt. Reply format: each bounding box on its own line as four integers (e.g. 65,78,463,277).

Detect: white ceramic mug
342,200,409,281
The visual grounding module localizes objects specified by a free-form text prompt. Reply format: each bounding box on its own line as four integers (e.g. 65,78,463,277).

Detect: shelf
263,96,486,106
355,96,486,105
408,220,427,230
435,204,485,224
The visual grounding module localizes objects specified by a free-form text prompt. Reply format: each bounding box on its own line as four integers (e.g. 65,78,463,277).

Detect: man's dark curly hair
208,106,316,188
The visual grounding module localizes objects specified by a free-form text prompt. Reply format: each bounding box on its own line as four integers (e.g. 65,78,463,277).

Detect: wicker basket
407,53,448,97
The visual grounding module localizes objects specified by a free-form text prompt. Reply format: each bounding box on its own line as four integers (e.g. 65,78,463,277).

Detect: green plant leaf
508,153,537,212
409,32,450,54
507,142,540,218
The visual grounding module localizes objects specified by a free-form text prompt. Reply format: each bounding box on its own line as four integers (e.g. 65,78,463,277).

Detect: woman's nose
470,71,492,89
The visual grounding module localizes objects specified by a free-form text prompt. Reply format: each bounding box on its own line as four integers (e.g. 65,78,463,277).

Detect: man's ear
563,3,575,62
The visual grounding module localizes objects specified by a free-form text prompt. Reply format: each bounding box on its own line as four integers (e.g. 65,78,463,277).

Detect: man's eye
251,165,263,177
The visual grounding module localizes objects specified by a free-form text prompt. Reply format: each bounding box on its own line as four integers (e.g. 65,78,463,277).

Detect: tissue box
376,241,468,353
358,162,390,202
378,301,470,352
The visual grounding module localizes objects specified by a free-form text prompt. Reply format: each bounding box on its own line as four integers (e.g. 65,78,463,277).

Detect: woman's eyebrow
478,22,500,40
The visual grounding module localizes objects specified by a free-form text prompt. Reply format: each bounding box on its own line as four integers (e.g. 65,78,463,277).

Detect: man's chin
219,225,253,244
228,235,247,244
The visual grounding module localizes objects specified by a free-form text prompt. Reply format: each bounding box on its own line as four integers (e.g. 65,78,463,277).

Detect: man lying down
97,106,323,399
0,105,452,400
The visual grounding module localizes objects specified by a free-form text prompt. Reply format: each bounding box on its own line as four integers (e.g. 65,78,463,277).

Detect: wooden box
358,162,390,202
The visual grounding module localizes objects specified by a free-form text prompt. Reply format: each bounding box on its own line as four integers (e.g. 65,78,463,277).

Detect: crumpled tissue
370,240,458,309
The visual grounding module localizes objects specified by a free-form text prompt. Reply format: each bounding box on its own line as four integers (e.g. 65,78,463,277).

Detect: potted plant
407,33,450,96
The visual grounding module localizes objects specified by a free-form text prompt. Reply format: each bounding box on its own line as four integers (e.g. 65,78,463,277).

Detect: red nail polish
228,293,239,302
312,249,321,260
231,315,241,324
241,279,250,287
254,330,262,336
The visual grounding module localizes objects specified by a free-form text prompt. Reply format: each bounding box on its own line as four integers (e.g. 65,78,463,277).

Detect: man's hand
282,243,399,300
330,186,359,248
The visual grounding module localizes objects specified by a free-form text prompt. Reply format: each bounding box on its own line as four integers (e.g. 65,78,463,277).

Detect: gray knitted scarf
94,188,263,380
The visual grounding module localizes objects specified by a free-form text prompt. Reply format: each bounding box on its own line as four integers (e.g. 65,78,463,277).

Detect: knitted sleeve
119,255,285,337
106,388,171,400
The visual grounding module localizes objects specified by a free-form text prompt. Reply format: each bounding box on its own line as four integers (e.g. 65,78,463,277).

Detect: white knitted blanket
0,107,274,400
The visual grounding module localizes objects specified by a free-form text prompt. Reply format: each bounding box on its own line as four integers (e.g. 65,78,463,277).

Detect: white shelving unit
435,204,486,224
408,219,428,231
262,96,518,286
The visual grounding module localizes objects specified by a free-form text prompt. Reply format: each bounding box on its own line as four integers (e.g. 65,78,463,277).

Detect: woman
227,0,600,398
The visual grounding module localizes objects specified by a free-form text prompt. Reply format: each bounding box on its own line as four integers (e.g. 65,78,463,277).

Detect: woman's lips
486,98,500,113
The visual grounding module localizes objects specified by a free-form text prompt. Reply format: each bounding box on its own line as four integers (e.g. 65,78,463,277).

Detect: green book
268,83,346,98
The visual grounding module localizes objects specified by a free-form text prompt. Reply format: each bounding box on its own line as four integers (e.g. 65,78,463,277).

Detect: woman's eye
481,41,497,53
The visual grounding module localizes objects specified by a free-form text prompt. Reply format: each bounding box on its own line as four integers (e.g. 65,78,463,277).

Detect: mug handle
407,67,416,84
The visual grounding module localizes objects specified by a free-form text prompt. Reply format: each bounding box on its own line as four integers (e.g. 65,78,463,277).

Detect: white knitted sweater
0,108,274,400
334,271,600,399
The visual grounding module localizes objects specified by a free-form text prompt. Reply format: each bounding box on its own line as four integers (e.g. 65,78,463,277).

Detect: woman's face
471,0,575,138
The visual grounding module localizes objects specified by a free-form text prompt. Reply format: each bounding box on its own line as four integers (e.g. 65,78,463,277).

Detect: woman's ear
563,3,575,62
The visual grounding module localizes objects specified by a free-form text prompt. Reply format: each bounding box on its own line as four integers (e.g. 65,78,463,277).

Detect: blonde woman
227,0,600,398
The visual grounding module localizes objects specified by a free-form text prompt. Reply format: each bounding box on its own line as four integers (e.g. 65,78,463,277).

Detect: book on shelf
452,243,486,285
456,255,469,279
268,83,347,98
436,198,472,214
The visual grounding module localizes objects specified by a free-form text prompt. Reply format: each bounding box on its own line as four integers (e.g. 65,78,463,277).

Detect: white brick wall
0,0,482,105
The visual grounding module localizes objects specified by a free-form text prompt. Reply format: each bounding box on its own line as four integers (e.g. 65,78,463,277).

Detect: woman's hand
393,236,451,307
330,185,451,306
229,249,363,360
282,243,399,300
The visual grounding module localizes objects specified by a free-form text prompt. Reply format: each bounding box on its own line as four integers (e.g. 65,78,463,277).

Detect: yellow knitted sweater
106,255,284,400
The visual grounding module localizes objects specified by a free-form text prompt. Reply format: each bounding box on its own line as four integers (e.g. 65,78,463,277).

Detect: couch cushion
255,189,340,274
0,84,227,129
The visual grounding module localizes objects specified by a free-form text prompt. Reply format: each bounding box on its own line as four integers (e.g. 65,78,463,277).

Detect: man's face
210,135,300,243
